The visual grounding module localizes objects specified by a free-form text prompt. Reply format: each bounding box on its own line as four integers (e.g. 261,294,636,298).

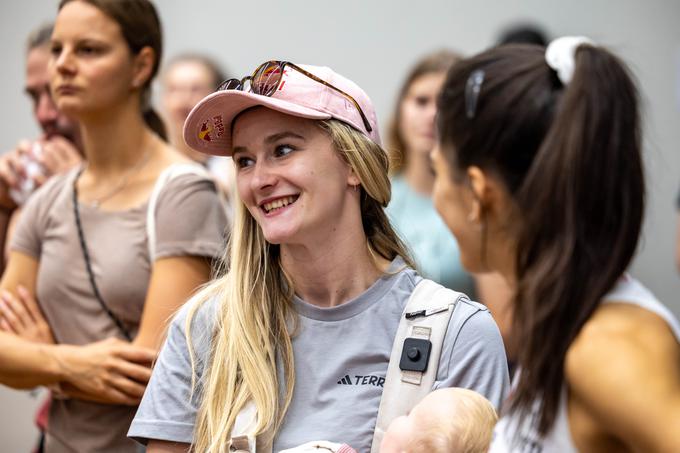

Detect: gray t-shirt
11,165,228,453
129,260,509,452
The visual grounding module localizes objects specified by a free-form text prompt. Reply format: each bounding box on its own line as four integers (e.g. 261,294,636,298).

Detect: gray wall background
1,0,679,450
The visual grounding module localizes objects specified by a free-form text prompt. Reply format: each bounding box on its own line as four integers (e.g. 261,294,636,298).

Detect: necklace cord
79,149,153,208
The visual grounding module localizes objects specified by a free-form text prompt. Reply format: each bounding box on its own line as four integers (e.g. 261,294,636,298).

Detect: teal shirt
387,175,475,296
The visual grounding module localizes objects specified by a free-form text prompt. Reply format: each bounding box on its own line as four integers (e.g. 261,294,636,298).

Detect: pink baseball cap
183,63,382,156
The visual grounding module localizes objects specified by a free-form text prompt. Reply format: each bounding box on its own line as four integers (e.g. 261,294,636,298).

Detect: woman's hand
54,337,156,406
0,286,54,344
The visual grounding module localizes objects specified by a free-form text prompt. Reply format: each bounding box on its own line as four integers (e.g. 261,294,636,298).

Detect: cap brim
183,90,331,156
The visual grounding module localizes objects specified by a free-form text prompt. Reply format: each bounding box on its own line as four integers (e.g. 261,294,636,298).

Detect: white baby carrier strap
146,163,229,261
228,400,271,453
229,279,461,453
370,279,462,453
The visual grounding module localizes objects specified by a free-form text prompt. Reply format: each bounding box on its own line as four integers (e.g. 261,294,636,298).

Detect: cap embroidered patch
198,115,226,143
199,121,213,142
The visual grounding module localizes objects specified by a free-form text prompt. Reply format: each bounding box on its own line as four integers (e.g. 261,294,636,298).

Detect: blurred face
431,144,484,273
49,1,140,117
25,45,77,139
232,108,358,245
162,60,216,134
398,71,446,158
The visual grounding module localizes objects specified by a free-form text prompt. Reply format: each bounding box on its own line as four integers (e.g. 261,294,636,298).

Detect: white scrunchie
545,36,595,85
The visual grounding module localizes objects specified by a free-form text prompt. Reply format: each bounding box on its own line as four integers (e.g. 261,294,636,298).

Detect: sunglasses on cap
216,60,373,133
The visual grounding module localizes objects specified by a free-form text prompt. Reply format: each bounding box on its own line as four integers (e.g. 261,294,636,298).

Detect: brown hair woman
0,1,228,451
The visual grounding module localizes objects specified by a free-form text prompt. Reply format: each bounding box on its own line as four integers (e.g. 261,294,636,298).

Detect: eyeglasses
216,60,373,133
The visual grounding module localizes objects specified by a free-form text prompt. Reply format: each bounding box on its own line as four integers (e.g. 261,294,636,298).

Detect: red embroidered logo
199,121,213,142
213,115,225,137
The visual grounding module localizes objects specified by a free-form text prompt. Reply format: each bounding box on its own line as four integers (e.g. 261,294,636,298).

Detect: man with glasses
0,22,82,272
0,22,83,453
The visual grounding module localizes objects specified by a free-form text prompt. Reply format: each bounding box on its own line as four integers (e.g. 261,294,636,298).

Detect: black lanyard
72,168,132,341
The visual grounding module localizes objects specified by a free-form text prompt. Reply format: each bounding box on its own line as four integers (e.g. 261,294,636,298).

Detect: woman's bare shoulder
565,302,680,451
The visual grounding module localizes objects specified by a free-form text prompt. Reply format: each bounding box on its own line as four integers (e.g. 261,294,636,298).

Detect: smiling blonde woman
129,61,510,452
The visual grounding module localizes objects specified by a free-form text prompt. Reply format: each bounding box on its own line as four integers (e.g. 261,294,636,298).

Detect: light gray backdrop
1,0,679,450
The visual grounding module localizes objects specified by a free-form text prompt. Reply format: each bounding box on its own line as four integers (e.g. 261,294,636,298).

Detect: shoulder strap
370,279,464,453
229,400,274,453
145,163,218,261
229,279,462,453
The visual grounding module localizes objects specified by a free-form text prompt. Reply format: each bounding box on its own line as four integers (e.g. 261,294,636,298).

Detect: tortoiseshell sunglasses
216,60,373,133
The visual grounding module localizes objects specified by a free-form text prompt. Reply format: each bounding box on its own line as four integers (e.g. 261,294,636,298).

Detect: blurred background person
0,22,83,271
386,49,476,296
496,22,548,46
0,0,227,451
0,24,84,451
161,53,235,197
385,50,516,365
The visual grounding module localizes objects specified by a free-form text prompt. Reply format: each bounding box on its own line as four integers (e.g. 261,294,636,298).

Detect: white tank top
489,275,680,453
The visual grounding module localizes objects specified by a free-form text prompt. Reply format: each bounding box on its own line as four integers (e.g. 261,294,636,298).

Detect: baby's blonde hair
407,388,498,453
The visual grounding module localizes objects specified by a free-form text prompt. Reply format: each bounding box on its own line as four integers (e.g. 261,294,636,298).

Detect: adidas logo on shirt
336,374,385,387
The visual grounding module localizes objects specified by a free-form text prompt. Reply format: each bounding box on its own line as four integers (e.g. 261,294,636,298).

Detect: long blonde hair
186,119,414,452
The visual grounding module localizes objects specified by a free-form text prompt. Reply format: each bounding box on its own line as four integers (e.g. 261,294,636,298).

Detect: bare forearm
0,209,12,273
0,332,63,388
134,257,212,350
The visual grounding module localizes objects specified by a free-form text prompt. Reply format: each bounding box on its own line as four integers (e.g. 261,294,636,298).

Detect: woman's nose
251,160,278,191
54,47,76,76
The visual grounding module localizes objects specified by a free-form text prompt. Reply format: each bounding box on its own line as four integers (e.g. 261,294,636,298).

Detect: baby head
380,388,498,453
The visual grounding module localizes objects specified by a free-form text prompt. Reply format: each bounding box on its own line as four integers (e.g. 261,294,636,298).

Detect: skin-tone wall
1,0,679,450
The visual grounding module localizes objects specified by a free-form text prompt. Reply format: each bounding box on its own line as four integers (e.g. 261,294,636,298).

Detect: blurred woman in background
387,51,514,361
161,53,235,197
386,50,475,294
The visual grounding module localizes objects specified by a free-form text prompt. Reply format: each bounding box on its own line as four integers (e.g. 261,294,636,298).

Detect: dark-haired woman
0,1,227,451
432,37,680,452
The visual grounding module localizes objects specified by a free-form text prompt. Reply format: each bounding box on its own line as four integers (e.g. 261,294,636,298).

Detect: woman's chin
55,101,86,119
262,229,298,246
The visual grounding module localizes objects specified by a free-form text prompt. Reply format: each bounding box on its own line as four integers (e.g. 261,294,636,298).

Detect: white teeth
263,196,296,213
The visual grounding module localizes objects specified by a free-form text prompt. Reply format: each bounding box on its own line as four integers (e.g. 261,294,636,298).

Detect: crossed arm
0,250,212,405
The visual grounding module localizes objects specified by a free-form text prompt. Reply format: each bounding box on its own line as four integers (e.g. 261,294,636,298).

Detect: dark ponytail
143,108,167,142
437,43,644,434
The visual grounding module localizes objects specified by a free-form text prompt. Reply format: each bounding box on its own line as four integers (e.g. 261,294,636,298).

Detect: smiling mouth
261,195,299,214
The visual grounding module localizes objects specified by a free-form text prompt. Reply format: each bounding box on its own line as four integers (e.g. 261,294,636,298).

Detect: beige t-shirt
11,165,229,453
